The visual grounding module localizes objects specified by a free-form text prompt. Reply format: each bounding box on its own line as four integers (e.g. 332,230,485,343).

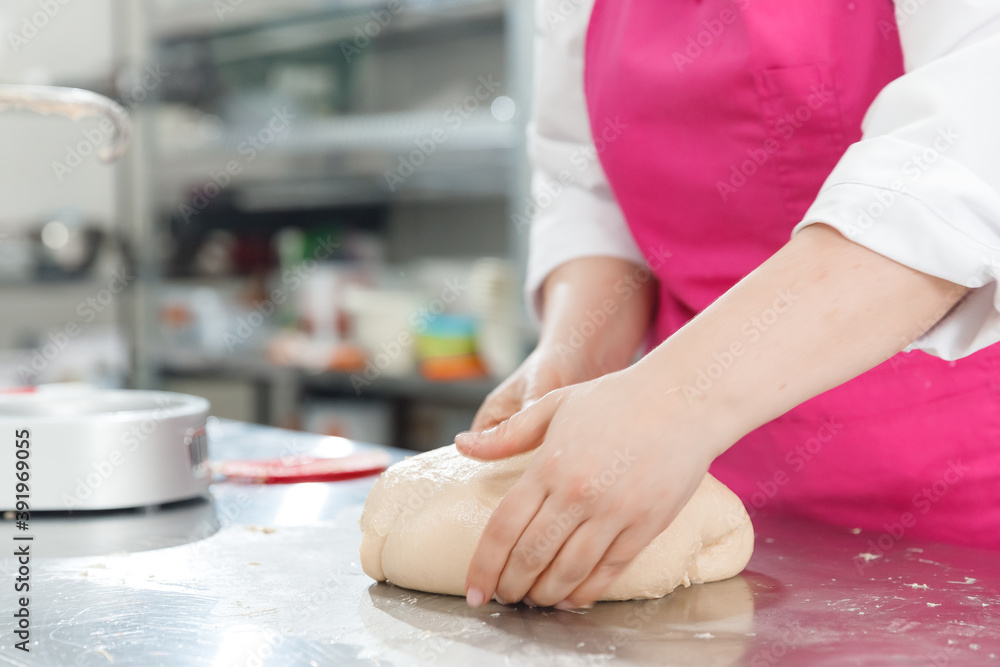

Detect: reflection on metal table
2,420,998,666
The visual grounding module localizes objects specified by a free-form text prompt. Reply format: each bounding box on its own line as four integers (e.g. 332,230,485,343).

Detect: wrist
537,322,639,375
626,343,753,460
537,257,655,376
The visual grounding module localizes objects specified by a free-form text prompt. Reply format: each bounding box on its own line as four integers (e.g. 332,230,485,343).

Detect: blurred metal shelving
154,109,517,211
151,0,504,44
125,0,534,444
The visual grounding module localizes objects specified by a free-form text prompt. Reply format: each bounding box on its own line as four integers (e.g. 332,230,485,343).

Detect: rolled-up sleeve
793,1,1000,359
523,0,644,320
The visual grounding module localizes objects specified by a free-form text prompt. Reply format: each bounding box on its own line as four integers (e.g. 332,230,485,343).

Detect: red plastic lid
212,451,391,484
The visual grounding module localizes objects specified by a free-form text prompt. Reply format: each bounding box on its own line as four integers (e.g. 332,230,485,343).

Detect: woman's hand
457,364,728,609
456,224,968,610
471,256,657,432
470,346,593,432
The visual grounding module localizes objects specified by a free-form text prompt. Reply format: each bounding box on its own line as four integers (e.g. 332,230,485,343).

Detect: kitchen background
0,0,535,450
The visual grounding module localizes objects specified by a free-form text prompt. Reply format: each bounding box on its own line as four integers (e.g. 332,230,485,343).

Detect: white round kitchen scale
1,387,216,557
1,387,211,512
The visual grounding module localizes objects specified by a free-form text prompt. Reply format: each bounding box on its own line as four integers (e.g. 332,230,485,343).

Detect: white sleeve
522,0,645,320
793,1,1000,360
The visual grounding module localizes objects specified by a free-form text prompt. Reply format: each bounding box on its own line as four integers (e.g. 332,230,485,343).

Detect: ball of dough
360,445,753,602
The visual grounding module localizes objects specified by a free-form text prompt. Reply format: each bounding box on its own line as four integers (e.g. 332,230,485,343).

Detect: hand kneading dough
360,445,754,602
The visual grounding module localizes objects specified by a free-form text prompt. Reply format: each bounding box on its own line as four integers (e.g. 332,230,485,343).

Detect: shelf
302,368,496,406
133,0,534,409
153,109,517,211
0,277,127,292
158,109,516,158
157,353,497,407
152,0,504,50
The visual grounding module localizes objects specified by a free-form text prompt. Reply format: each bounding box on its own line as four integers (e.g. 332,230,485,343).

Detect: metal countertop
2,420,998,666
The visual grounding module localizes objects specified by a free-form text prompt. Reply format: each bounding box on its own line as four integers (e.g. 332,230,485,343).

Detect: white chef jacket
525,0,1000,360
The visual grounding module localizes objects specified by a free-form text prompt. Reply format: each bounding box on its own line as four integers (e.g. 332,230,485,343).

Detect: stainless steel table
2,420,998,666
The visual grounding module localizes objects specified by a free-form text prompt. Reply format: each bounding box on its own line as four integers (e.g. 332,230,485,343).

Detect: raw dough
359,445,754,601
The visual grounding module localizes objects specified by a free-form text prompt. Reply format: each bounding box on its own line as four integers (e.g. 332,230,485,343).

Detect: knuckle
598,555,632,575
483,513,515,541
528,587,562,608
494,582,522,605
564,475,592,503
510,543,544,571
555,562,591,585
601,494,627,516
483,508,527,544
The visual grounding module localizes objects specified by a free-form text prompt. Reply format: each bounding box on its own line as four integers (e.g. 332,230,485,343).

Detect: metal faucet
0,84,131,162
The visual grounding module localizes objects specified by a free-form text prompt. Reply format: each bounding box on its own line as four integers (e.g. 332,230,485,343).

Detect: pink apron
585,0,1000,549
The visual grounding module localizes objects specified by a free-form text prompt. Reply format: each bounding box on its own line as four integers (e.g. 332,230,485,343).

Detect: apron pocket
754,63,849,227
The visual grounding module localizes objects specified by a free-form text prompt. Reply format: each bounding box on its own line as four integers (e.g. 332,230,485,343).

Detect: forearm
538,256,656,376
639,224,968,449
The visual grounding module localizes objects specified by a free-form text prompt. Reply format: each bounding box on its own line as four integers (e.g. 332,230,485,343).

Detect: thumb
455,390,564,461
470,380,525,433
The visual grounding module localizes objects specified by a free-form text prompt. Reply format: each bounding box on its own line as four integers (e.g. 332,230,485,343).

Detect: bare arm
470,256,655,431
646,223,965,440
458,224,966,609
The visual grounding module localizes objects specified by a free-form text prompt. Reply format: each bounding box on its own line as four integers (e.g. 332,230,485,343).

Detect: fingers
521,362,565,407
555,523,660,610
470,378,525,433
492,495,589,605
525,519,623,607
456,390,564,461
465,480,548,607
